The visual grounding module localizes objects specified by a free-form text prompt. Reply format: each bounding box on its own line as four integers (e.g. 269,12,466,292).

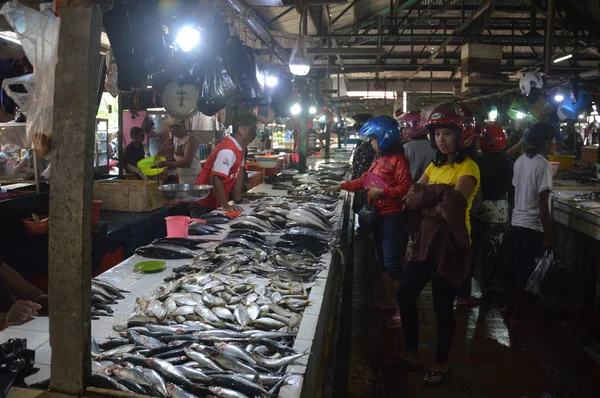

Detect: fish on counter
91,279,129,319
189,223,223,236
135,245,199,260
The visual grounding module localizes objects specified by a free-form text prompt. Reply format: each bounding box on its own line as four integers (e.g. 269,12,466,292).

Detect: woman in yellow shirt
395,103,480,386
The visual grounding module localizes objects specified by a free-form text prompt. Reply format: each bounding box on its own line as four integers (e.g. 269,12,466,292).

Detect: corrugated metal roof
338,70,456,80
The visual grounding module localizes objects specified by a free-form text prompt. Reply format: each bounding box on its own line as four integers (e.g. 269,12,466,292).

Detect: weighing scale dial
161,81,200,119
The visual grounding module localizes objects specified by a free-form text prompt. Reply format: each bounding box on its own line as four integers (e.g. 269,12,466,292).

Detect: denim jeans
372,211,406,281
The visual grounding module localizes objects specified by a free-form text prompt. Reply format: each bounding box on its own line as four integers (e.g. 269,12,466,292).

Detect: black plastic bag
225,37,263,105
197,56,239,116
358,204,380,232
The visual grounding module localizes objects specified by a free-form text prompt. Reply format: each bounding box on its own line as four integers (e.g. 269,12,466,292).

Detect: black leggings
397,261,458,364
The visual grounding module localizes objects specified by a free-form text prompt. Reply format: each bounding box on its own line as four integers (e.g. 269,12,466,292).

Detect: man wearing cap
194,113,258,214
157,119,202,184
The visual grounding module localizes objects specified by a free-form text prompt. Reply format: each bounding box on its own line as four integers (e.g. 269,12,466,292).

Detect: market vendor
194,113,257,215
124,126,147,167
0,251,47,331
157,119,202,184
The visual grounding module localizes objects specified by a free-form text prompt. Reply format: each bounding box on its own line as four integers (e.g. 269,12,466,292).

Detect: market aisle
347,234,600,398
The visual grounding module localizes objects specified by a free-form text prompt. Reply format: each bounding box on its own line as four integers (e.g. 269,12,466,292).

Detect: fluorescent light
346,91,397,99
516,112,525,119
291,103,301,116
403,91,407,114
489,109,498,122
309,106,317,115
554,94,564,102
0,31,21,45
266,76,278,88
553,54,573,63
176,26,200,53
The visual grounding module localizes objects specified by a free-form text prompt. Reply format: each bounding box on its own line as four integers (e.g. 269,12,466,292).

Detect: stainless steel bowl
159,184,213,202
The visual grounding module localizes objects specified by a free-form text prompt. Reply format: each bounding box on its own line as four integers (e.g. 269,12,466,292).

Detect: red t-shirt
196,135,245,210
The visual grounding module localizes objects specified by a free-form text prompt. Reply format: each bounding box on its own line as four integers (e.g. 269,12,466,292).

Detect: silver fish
269,303,295,318
175,297,200,306
233,305,250,327
228,295,243,305
91,361,107,374
254,285,267,296
175,365,211,383
246,303,261,320
213,307,236,322
147,300,167,320
142,368,168,397
245,293,258,305
208,386,250,398
214,342,256,365
207,350,257,375
256,317,286,329
97,344,135,359
111,367,153,389
194,305,221,323
251,351,307,368
167,383,196,398
174,306,195,316
184,347,223,371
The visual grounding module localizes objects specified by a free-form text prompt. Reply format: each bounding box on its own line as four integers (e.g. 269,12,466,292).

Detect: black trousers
398,260,458,363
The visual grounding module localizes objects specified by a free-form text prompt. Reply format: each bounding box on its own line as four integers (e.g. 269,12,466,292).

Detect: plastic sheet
0,0,59,158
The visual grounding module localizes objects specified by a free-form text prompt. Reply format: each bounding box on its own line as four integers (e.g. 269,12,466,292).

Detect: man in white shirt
510,122,556,323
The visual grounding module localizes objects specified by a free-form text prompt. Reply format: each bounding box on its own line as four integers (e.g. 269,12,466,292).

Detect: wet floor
347,234,600,398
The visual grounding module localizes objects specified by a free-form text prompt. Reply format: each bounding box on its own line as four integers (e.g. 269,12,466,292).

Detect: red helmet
426,103,476,149
480,124,507,152
398,112,428,139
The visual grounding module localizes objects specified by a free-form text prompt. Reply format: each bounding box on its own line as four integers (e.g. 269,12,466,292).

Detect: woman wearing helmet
397,103,480,386
472,125,514,299
400,112,437,183
350,113,376,224
328,116,412,328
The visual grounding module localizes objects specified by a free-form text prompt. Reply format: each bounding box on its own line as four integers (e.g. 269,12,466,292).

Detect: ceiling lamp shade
289,36,310,76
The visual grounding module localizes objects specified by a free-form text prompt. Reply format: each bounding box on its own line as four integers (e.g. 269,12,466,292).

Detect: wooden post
48,3,102,395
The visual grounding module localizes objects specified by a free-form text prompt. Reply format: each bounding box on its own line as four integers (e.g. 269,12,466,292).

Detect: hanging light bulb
291,103,301,116
309,106,317,115
289,36,311,76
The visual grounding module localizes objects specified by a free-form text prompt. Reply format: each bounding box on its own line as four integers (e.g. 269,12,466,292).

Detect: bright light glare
334,117,339,123
489,110,498,121
309,106,317,115
579,114,584,119
176,26,200,53
347,91,397,99
266,76,279,88
289,63,311,76
0,31,21,45
554,94,564,102
291,103,301,116
516,112,524,119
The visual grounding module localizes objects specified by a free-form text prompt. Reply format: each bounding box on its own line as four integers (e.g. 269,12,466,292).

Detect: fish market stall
550,187,600,344
0,180,354,398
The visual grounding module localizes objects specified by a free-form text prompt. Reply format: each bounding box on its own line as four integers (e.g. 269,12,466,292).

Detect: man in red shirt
194,113,257,214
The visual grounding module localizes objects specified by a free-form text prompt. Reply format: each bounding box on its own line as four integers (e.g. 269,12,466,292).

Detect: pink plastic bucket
165,216,206,238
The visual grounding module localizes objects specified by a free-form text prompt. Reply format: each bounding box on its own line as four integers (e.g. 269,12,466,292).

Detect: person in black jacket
474,126,514,292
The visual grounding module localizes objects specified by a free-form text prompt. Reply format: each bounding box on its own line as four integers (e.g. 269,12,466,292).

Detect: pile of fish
88,195,342,396
91,279,129,319
89,271,312,396
263,169,347,197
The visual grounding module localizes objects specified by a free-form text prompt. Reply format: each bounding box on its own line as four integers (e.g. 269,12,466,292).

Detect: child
124,126,146,167
510,122,556,324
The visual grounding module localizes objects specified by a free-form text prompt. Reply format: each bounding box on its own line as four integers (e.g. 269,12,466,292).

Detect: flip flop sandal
382,357,423,371
385,315,402,329
422,370,449,386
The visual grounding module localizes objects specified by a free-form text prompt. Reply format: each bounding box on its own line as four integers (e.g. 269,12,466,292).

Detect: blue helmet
357,116,401,150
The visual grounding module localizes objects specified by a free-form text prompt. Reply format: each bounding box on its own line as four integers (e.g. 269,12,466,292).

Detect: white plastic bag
525,251,553,296
0,0,59,158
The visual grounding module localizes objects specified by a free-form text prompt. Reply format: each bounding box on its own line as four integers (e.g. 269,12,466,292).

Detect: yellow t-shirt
424,156,480,237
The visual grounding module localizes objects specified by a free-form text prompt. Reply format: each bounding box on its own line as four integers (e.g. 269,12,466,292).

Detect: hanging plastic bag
225,37,263,105
525,251,554,296
197,56,239,117
0,0,59,158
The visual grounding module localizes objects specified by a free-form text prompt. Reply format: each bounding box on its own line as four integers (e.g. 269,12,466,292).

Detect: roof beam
308,47,386,55
331,0,360,27
267,7,295,27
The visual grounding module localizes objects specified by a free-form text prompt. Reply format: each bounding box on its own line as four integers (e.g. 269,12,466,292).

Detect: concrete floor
347,234,600,398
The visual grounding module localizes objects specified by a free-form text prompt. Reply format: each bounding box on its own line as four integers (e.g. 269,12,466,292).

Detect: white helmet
519,72,544,96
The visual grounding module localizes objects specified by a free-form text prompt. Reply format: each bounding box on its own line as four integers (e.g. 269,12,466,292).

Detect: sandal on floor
422,370,449,386
382,357,423,371
385,315,402,328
